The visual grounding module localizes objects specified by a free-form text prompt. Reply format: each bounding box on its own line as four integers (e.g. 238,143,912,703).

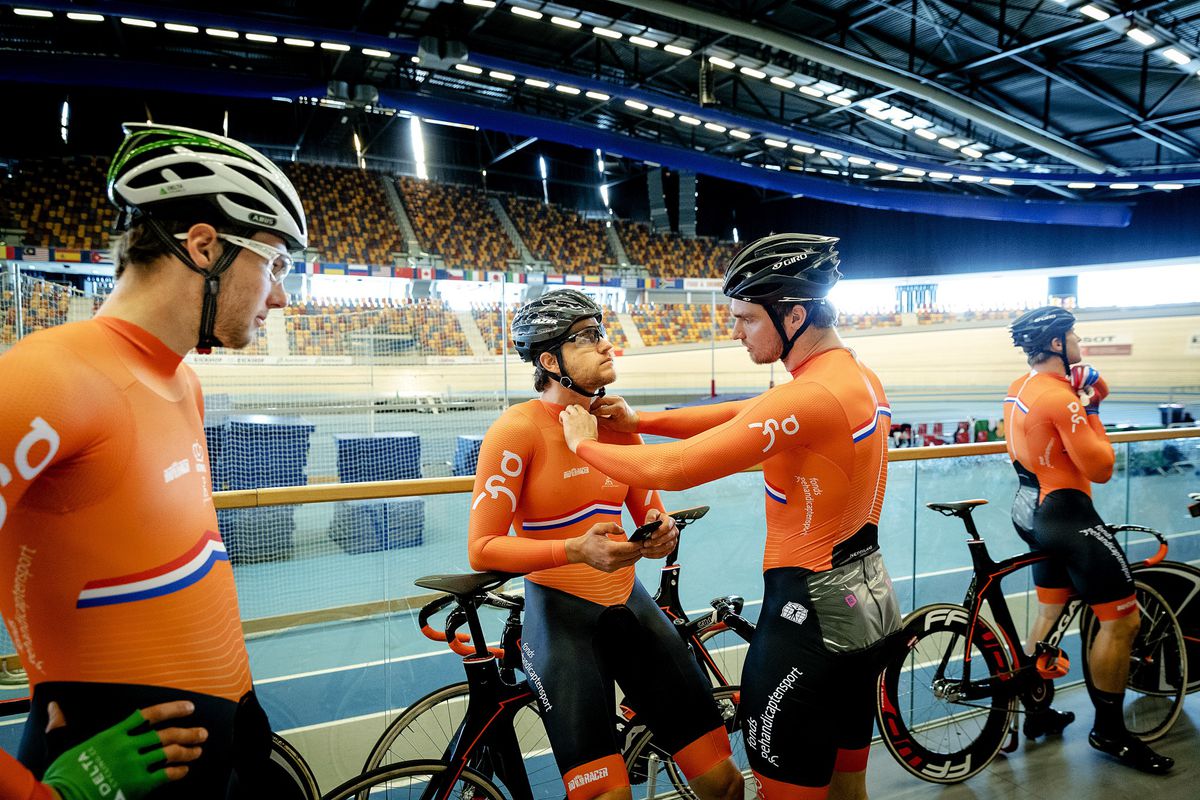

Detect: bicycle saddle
415,571,521,597
926,499,989,515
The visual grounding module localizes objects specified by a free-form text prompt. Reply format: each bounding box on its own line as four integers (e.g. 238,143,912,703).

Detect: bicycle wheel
1132,562,1200,693
265,733,320,799
695,626,750,688
324,759,506,800
624,686,753,800
363,683,560,800
875,604,1016,784
1078,581,1187,741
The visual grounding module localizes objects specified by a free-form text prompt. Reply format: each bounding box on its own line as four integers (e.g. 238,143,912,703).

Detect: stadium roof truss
6,0,1200,224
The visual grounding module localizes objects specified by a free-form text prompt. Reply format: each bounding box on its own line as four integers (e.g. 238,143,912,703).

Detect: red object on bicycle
1036,647,1070,679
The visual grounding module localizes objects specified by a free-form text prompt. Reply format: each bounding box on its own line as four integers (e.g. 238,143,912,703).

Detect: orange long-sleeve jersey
0,317,251,702
1003,371,1114,499
468,399,664,606
576,348,891,573
0,750,51,800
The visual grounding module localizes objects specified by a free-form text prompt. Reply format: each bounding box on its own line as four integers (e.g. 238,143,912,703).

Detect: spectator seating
628,302,732,347
5,156,114,250
503,197,610,272
285,298,470,357
617,222,738,279
397,178,516,271
284,164,403,265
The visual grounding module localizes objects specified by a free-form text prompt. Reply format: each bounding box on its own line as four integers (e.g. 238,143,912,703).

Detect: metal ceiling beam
608,0,1110,172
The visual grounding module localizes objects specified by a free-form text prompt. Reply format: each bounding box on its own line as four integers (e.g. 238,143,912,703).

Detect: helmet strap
145,216,241,353
551,349,606,399
766,302,814,361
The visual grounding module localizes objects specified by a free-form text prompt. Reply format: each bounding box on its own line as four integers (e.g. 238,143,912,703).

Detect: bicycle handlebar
1109,524,1169,566
417,591,522,659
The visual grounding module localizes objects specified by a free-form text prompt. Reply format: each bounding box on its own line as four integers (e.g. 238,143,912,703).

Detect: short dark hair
770,298,838,329
109,203,253,278
532,349,559,391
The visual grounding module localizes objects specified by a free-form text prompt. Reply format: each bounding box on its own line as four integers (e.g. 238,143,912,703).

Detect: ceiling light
708,56,736,69
624,99,649,110
915,128,938,140
827,94,852,106
860,98,890,112
14,8,53,17
551,16,582,29
989,177,1015,186
678,115,701,125
1126,28,1157,47
165,22,199,33
593,26,622,39
958,175,985,182
848,156,872,166
704,122,727,133
664,44,692,56
874,162,898,171
285,37,315,47
556,85,581,95
730,130,752,140
769,76,796,89
1078,4,1110,21
902,167,926,177
455,63,483,74
938,137,962,150
247,33,279,42
799,85,825,98
1153,183,1184,190
67,12,104,21
960,146,984,158
793,145,816,154
464,0,497,6
764,139,787,148
207,28,239,39
820,150,844,160
929,171,954,180
585,90,611,101
322,42,351,51
1109,182,1139,189
630,36,658,48
740,67,766,79
820,168,841,175
488,70,515,81
764,164,781,171
1161,48,1191,65
1067,182,1096,189
512,7,543,20
121,17,156,28
525,78,551,88
652,107,675,118
853,173,870,179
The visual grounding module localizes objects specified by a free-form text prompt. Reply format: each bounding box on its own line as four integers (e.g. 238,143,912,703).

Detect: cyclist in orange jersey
0,123,307,797
470,290,743,800
2,700,205,800
1004,306,1171,773
561,235,901,800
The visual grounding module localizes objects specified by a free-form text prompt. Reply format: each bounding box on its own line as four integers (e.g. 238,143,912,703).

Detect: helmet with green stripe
107,122,307,251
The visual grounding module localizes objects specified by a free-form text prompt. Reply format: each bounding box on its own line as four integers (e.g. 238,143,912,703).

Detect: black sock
1089,687,1126,736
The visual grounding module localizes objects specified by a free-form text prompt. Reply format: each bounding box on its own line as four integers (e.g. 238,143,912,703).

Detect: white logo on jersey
163,459,191,484
563,466,590,479
781,601,808,625
1066,400,1086,433
748,415,799,452
0,417,61,531
472,450,523,512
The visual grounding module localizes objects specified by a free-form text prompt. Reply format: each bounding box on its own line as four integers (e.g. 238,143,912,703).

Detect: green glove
42,710,170,800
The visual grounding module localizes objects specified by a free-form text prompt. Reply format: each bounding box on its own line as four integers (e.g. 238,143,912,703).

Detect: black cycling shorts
740,555,900,790
1014,488,1136,612
520,579,727,798
20,682,278,799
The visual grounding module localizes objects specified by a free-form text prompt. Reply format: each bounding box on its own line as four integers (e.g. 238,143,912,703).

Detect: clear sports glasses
174,232,294,283
563,326,607,347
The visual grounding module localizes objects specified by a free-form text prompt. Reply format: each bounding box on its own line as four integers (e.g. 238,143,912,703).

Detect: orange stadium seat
284,164,404,265
7,156,115,250
503,197,610,273
397,178,516,271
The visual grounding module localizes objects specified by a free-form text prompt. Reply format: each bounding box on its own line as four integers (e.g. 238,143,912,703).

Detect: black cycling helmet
1010,305,1076,373
107,122,308,353
511,289,606,398
722,233,842,359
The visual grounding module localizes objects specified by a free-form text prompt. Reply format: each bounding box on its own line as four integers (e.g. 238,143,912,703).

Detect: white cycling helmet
107,122,307,251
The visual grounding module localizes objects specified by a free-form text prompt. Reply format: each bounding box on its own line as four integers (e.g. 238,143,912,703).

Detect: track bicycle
876,498,1187,784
